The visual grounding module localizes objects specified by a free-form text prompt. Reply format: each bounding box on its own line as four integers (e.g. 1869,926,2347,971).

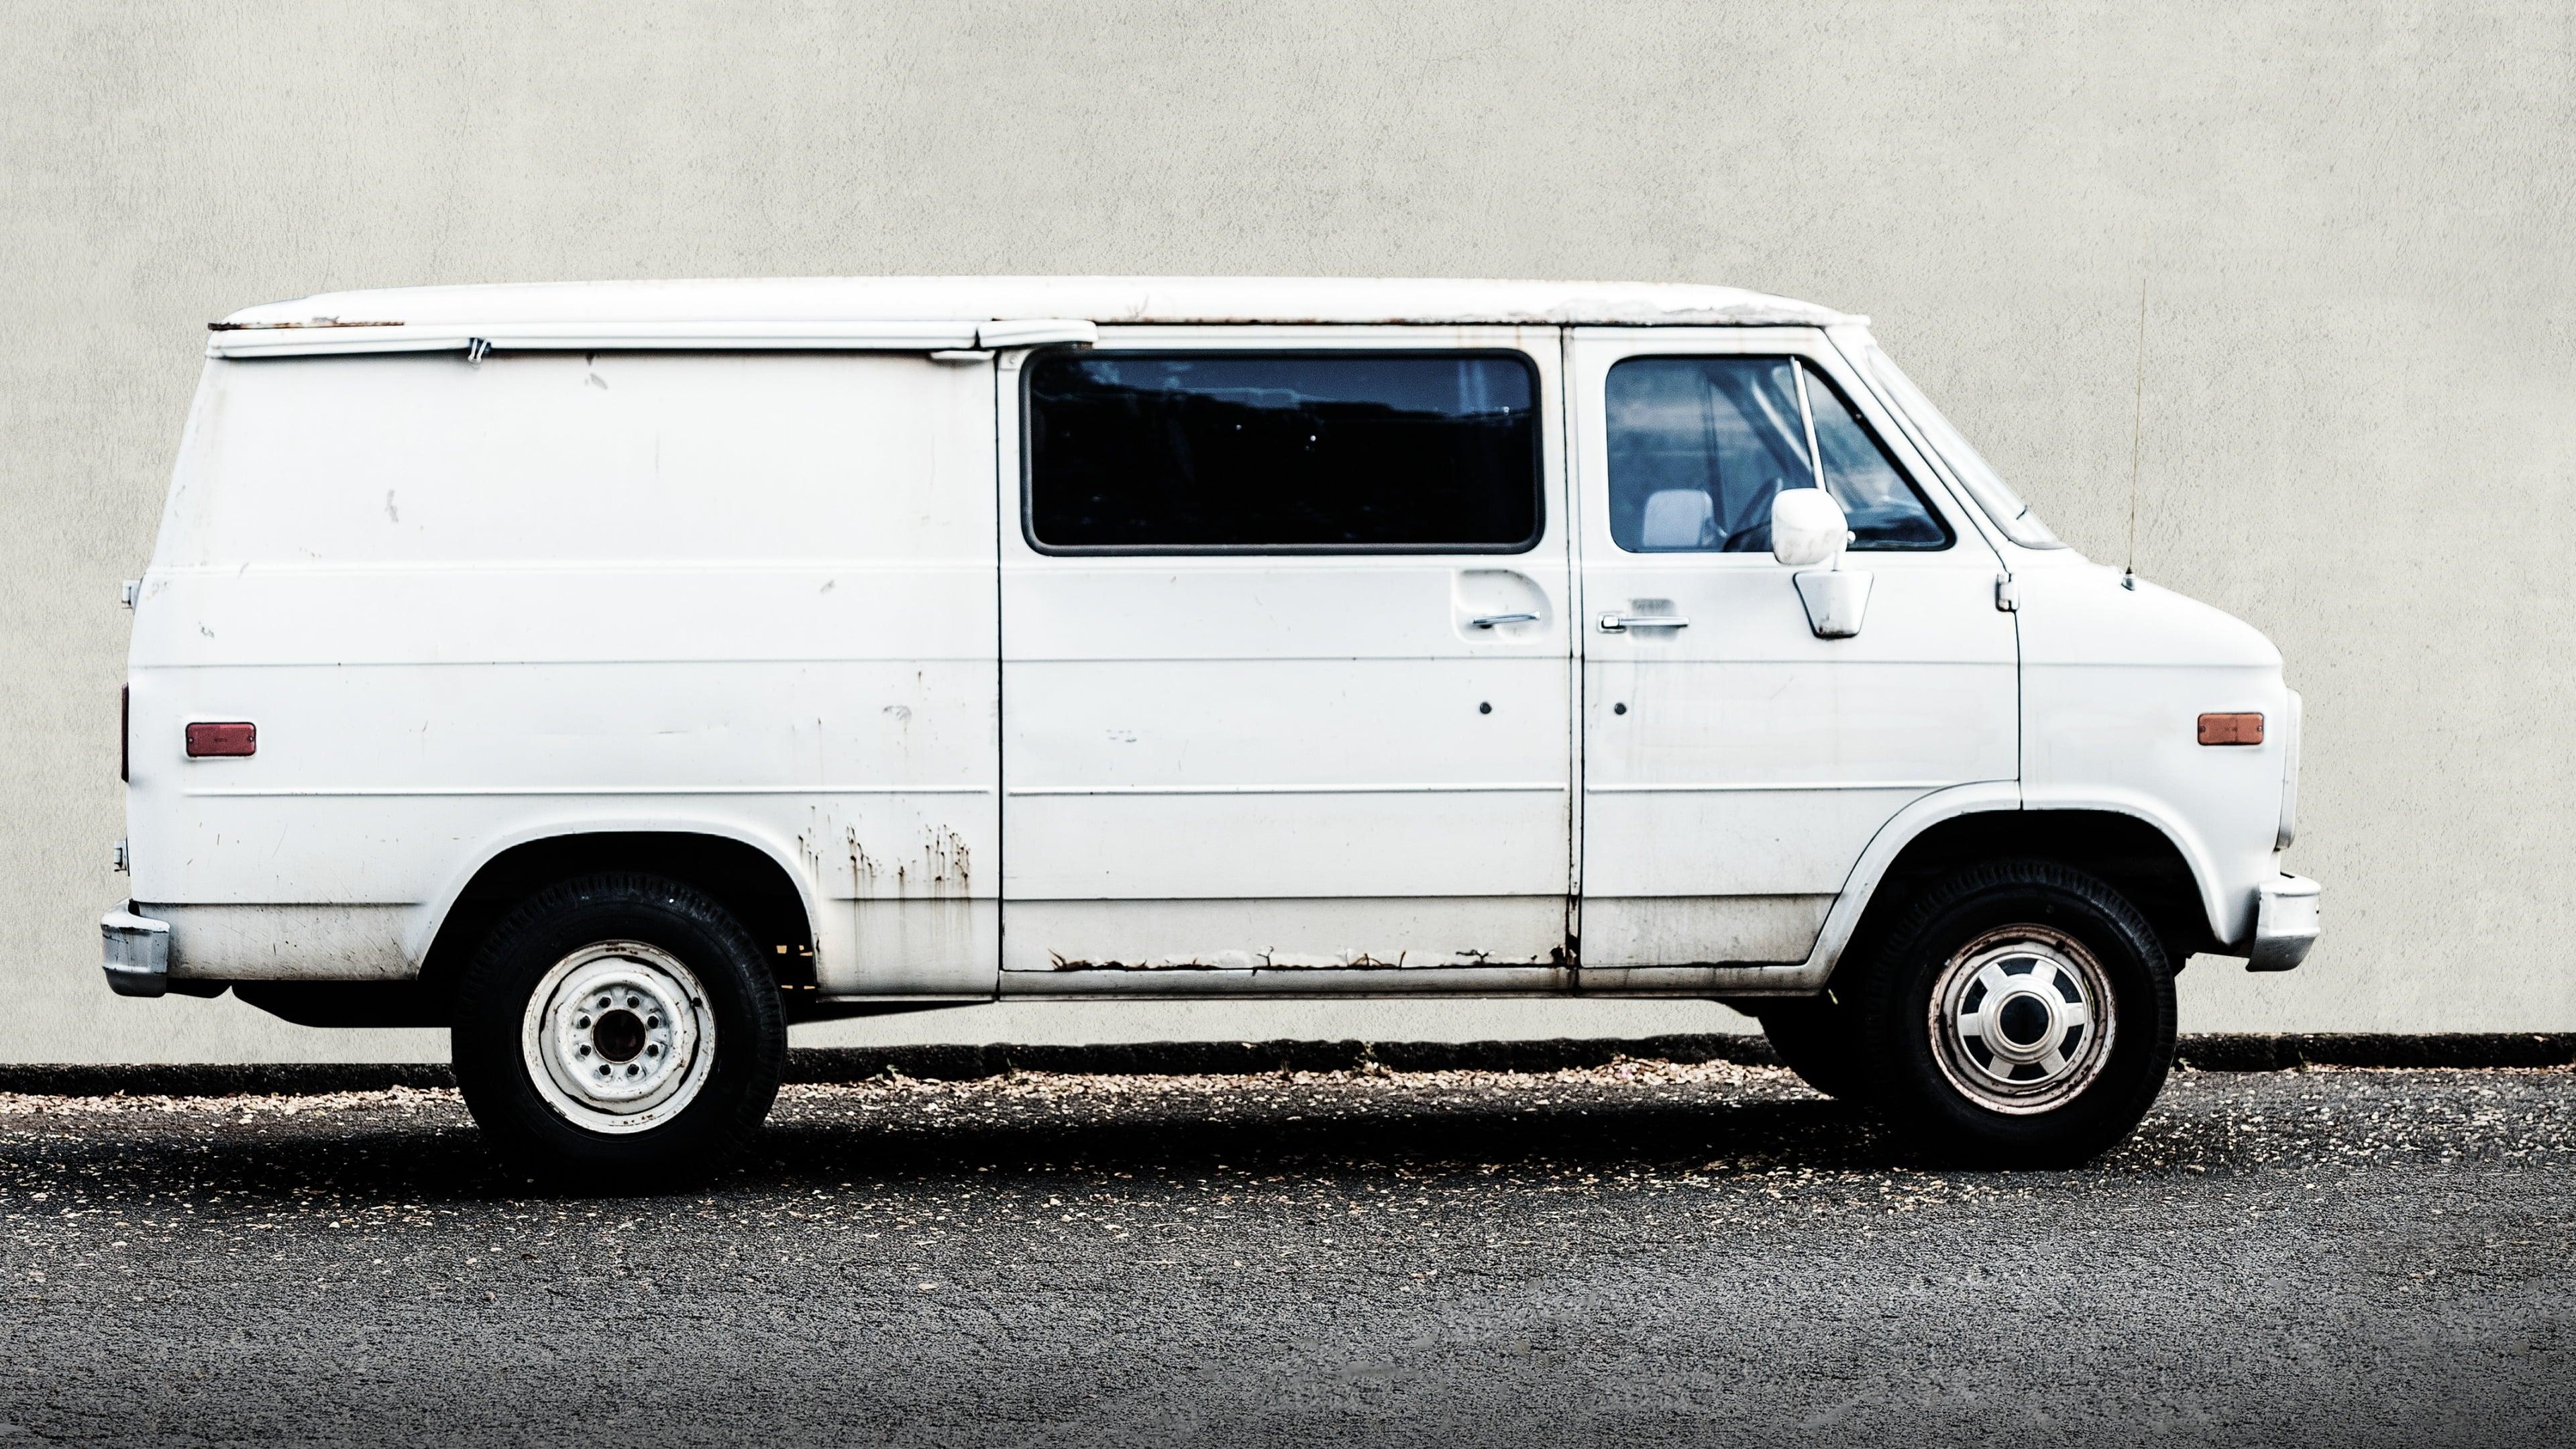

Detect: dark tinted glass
1027,352,1541,551
1605,356,1947,553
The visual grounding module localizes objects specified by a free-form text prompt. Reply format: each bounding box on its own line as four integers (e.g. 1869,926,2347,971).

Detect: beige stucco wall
3,1,2569,1062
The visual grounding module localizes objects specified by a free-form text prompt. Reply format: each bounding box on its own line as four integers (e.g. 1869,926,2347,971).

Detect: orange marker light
2196,712,2263,746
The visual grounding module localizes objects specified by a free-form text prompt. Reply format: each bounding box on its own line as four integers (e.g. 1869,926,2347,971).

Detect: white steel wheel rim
520,941,714,1135
1927,926,2115,1116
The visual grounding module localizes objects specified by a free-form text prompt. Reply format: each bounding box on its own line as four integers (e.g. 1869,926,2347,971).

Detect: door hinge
1994,574,2019,612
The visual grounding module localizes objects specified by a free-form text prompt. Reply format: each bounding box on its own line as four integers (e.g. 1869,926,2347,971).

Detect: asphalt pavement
1,1059,2570,1446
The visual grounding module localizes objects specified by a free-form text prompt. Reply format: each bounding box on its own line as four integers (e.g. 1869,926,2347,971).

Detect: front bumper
2243,874,2321,972
101,904,172,997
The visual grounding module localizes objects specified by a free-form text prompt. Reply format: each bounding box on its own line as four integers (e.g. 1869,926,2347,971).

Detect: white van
102,277,2317,1175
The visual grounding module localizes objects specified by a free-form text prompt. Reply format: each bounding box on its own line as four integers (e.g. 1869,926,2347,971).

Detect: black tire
1755,998,1874,1103
1840,860,2177,1167
451,873,786,1185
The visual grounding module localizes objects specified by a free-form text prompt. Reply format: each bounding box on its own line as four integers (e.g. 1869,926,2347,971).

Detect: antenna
2123,223,2149,591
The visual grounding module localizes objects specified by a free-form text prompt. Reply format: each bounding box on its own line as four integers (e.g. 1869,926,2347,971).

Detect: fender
2012,784,2246,947
1794,783,2238,991
407,813,830,979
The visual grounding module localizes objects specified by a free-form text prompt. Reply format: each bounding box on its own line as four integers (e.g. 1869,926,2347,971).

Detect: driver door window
1605,356,1948,555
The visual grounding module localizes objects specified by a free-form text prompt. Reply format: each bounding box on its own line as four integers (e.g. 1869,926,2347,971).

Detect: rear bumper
101,904,172,997
2243,874,2321,972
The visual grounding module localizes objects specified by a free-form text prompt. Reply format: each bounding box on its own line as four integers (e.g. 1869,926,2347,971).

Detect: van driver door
1570,328,2017,975
996,329,1574,991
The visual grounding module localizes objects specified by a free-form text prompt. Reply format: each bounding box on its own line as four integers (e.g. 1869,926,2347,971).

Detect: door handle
1598,612,1690,632
1469,612,1541,629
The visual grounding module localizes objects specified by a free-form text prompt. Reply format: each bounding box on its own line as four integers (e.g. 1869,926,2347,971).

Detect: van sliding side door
996,328,1576,990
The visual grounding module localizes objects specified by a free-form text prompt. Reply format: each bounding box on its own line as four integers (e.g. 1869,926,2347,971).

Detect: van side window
1026,351,1542,552
1605,357,1949,553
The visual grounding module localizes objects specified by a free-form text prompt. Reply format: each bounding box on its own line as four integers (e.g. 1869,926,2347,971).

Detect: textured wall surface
3,1,2569,1062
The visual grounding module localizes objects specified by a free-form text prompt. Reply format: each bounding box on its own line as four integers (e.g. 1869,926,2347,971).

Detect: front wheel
1843,861,2177,1167
452,873,786,1184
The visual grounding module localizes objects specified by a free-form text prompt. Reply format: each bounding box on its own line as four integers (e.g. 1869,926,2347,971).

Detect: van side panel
127,351,1001,996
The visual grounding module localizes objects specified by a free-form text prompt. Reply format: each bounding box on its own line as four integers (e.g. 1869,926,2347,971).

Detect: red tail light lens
185,722,256,757
120,686,129,782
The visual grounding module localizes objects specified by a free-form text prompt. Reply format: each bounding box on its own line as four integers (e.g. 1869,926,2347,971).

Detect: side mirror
1770,488,1872,639
1770,488,1851,568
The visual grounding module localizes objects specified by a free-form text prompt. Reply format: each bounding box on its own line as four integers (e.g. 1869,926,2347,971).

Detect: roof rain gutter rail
205,319,1099,360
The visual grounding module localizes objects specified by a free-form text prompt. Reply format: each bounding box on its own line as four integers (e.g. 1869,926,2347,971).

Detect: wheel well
421,833,817,1007
1855,810,2214,963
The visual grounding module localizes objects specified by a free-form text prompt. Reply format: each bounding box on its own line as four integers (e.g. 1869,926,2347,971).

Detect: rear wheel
1842,861,2176,1167
452,873,786,1184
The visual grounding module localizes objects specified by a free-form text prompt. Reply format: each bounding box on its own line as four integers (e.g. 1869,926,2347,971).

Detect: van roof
211,277,1857,354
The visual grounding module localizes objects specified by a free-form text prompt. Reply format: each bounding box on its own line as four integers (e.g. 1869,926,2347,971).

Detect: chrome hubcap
1929,926,2113,1114
520,942,714,1134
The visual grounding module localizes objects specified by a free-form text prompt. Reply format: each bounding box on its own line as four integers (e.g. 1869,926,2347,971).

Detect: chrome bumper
101,904,172,997
2244,874,2320,973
